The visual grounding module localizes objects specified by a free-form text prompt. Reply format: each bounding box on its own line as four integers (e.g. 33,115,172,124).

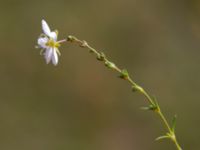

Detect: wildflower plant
36,19,183,150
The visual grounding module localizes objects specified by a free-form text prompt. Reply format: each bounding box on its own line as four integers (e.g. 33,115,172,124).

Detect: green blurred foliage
0,0,200,149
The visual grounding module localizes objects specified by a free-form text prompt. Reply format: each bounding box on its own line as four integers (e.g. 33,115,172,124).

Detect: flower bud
67,35,76,42
97,52,106,61
119,69,129,79
105,61,116,69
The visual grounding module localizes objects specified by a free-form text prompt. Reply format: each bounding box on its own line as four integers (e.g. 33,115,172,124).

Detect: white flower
37,19,66,66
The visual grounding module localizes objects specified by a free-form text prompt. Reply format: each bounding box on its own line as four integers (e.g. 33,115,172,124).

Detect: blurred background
0,0,199,149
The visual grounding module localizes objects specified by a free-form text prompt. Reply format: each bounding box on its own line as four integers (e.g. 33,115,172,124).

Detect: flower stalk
67,35,182,150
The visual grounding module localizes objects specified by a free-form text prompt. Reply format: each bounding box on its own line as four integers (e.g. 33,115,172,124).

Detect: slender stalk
67,35,182,150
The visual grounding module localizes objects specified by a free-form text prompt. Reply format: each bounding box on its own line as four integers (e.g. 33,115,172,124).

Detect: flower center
46,39,60,48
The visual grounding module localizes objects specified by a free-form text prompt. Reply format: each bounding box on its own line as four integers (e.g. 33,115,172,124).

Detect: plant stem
67,35,182,150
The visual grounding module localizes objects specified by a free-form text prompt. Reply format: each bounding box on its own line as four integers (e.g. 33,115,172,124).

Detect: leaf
96,52,106,61
156,135,170,141
141,104,157,111
105,61,116,69
119,69,129,79
172,115,177,133
152,96,159,106
132,86,138,92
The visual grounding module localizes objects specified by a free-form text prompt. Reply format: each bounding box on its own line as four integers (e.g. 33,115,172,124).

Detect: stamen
58,39,67,43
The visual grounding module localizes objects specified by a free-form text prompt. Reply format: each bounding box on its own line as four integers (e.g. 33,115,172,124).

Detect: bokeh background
0,0,199,149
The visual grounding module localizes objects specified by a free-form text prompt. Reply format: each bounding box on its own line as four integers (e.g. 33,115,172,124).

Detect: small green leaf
141,106,150,110
132,86,138,92
172,115,177,133
151,96,160,111
105,61,116,69
119,69,129,79
132,85,144,93
156,135,170,141
67,35,76,42
141,104,157,111
89,49,94,53
152,96,158,105
80,40,88,47
97,52,106,61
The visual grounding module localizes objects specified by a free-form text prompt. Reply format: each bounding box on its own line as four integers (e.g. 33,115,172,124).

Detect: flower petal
52,48,59,65
38,37,48,48
42,19,51,37
44,48,53,64
49,32,57,41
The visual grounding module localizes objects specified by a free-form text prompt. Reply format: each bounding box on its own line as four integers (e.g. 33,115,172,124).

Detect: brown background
0,0,199,149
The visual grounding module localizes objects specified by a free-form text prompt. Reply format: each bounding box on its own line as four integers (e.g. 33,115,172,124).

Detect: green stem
67,35,182,150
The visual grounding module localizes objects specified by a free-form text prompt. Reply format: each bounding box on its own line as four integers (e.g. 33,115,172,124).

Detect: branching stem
67,35,182,150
